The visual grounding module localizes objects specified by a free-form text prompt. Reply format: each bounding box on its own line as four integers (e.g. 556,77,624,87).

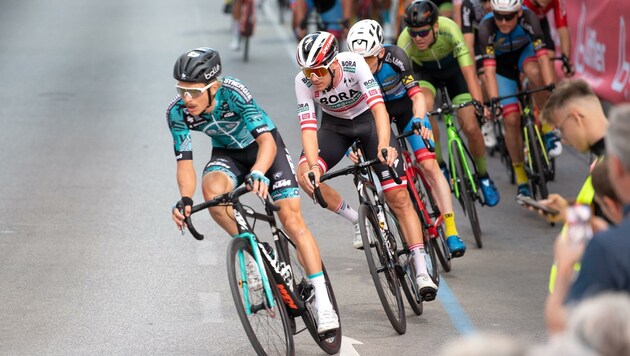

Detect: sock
232,20,240,38
443,212,458,237
513,163,528,185
541,121,553,135
308,272,333,311
409,243,428,277
334,200,358,223
473,156,488,177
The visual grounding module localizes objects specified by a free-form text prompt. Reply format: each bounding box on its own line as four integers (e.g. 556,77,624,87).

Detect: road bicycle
394,120,451,273
180,184,342,355
430,83,485,248
488,84,555,199
311,147,438,333
488,113,515,185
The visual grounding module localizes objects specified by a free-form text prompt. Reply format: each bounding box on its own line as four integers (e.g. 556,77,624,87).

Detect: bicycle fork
446,122,478,199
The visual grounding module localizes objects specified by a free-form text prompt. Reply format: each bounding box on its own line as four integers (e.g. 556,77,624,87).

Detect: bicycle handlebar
396,120,436,153
181,180,280,240
485,84,555,106
309,148,401,209
426,99,479,118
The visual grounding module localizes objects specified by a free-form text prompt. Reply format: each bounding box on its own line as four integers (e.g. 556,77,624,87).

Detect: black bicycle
181,184,342,355
488,84,555,199
311,147,436,334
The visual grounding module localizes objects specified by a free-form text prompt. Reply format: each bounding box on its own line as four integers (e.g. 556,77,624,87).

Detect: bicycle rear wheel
385,206,423,316
413,164,451,273
525,122,549,199
359,203,406,334
451,140,482,248
227,238,294,355
285,235,342,355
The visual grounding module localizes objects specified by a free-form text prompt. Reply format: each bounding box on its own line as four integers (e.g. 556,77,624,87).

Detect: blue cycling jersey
374,45,421,102
166,76,276,160
478,7,546,59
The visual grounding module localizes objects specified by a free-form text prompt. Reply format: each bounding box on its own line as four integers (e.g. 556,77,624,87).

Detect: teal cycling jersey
166,76,276,160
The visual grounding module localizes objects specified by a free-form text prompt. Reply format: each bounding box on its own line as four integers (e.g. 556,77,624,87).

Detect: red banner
561,0,630,103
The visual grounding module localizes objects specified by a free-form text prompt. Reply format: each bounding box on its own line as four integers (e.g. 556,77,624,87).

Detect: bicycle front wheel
386,206,423,316
359,203,407,334
451,140,482,248
227,238,294,355
285,235,342,355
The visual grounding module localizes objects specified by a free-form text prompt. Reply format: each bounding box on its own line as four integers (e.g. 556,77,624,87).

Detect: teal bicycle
429,83,485,248
180,184,342,355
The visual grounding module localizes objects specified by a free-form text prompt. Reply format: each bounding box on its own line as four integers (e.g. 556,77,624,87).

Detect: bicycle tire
413,164,451,273
243,35,250,62
278,0,285,24
495,121,515,185
385,206,423,316
227,238,294,355
358,203,406,334
451,140,483,248
526,123,549,199
285,236,342,355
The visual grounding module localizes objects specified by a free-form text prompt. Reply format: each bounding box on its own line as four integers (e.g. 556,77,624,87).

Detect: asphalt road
0,0,593,354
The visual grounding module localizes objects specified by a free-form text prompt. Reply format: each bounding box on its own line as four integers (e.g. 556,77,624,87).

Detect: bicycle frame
184,187,306,317
522,105,551,173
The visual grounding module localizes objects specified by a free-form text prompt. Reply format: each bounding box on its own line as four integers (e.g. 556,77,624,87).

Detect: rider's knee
385,188,412,211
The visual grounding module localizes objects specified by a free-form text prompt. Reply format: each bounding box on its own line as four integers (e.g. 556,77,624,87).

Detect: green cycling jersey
397,16,473,71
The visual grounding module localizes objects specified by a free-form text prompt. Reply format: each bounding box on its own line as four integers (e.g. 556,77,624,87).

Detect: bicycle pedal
420,289,437,302
319,329,338,340
394,264,406,277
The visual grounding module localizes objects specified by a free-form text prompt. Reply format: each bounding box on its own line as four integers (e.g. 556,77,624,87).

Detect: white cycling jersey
295,51,384,131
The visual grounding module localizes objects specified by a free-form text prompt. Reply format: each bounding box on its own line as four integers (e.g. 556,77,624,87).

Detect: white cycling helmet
490,0,521,12
296,31,339,68
346,19,384,57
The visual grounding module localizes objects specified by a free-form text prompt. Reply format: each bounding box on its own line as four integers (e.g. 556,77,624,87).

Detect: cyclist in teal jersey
397,0,500,207
168,47,339,333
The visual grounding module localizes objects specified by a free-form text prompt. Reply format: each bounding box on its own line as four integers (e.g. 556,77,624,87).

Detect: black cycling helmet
173,47,222,83
404,0,439,28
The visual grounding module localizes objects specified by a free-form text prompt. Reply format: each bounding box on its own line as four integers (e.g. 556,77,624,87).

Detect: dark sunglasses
493,12,517,21
407,27,432,38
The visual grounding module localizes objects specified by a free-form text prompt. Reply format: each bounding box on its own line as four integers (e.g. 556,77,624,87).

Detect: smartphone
515,196,560,216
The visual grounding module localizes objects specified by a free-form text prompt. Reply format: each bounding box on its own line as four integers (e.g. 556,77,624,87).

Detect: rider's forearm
177,160,197,198
461,64,483,102
484,67,499,99
301,130,320,167
372,103,392,148
411,92,427,119
251,132,276,174
538,55,555,86
558,27,571,59
463,34,476,65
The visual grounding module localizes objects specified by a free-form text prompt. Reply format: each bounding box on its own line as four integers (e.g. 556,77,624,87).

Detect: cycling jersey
397,16,473,71
295,51,406,192
167,76,276,158
295,51,384,125
374,45,422,102
373,45,434,161
167,76,298,202
522,0,568,28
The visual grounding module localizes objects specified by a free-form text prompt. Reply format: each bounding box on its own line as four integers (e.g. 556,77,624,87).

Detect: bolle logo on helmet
205,64,221,80
187,51,201,58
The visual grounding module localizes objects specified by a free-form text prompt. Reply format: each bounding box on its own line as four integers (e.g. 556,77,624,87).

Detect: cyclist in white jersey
295,31,439,299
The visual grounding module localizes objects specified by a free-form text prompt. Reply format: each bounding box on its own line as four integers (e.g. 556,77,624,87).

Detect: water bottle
565,204,593,244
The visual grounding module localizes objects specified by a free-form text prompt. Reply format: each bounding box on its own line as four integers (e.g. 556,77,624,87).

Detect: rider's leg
202,171,238,235
454,96,487,175
230,0,242,50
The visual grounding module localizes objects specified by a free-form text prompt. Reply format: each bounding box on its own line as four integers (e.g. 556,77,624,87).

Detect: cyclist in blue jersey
478,0,556,198
292,0,351,41
168,47,339,333
347,19,467,257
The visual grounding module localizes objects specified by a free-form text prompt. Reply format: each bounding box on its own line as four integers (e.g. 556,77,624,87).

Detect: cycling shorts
306,0,344,32
495,44,537,112
412,61,470,99
299,109,407,192
386,96,436,162
203,129,300,201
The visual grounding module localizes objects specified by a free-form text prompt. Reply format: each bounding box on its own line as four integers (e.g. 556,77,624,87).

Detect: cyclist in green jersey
397,0,500,207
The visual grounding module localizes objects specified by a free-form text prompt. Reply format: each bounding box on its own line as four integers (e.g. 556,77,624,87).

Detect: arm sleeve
294,73,318,132
522,9,548,55
166,102,193,161
460,0,475,34
387,46,422,98
477,18,496,67
553,0,568,28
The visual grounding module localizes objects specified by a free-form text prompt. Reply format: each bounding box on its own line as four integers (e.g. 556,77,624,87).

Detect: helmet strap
204,84,216,111
325,65,336,92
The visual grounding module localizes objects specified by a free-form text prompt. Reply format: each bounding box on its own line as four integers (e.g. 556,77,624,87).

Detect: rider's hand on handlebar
561,54,575,77
302,165,321,194
172,196,193,232
378,145,398,166
412,115,434,141
488,98,503,120
346,147,362,164
245,170,270,200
